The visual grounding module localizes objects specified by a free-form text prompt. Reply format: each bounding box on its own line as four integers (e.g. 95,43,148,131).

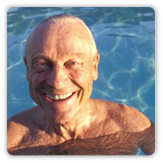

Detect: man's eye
33,62,49,71
70,61,79,66
65,61,83,68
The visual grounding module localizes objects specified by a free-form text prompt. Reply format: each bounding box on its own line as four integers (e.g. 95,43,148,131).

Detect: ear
24,56,29,70
23,56,29,81
92,53,100,80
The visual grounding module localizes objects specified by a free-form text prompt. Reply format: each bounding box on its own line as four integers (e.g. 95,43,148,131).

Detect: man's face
25,22,99,123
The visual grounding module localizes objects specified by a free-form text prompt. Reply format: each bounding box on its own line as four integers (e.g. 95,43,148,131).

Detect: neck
45,99,96,139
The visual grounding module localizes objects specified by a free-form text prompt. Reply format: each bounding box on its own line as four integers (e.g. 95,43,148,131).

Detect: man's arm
140,122,155,155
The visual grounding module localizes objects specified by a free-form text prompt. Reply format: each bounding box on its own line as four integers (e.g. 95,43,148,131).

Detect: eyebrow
30,52,88,64
31,54,50,64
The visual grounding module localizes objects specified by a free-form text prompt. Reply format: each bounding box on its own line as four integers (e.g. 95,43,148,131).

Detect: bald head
24,15,98,64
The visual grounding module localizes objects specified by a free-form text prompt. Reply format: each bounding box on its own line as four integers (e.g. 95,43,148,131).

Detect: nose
46,64,69,89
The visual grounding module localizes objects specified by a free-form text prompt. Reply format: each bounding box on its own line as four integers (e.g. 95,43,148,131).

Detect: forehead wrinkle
64,53,91,59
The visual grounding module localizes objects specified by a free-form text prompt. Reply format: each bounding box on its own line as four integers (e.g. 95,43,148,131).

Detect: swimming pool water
7,7,155,155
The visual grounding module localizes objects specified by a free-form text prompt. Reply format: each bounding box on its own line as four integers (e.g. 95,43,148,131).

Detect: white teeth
46,92,73,101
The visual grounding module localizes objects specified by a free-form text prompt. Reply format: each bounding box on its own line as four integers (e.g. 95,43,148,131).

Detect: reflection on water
7,7,155,155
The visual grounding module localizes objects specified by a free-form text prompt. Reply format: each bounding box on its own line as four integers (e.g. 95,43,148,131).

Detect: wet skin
8,123,155,155
7,20,155,155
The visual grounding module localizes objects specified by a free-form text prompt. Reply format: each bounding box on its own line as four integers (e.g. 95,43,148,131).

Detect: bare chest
12,130,64,151
9,119,120,152
9,131,143,155
77,118,122,139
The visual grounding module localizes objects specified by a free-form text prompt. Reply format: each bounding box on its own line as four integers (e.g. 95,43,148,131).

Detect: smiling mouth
43,92,76,102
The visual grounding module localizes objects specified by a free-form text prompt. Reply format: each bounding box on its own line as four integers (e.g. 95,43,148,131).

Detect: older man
7,15,155,155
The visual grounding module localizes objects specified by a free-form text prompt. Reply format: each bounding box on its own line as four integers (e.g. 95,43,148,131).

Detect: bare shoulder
8,106,44,125
7,118,29,149
114,103,151,132
7,106,43,149
92,99,151,132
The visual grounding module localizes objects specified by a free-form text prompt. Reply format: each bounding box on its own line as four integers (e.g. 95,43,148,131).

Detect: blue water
7,7,155,155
